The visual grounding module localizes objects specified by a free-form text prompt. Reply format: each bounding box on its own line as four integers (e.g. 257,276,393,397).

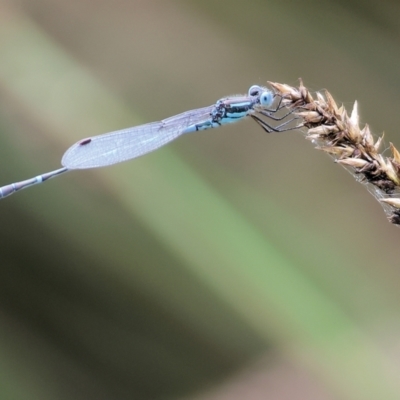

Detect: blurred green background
1,1,400,399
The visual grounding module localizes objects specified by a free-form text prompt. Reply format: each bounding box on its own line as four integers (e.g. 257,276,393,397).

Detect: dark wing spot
79,138,92,146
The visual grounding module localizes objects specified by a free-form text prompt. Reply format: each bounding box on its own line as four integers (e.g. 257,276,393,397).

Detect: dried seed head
337,158,369,169
375,154,387,169
339,106,347,121
389,159,400,180
384,162,400,186
343,116,361,144
374,134,384,152
350,101,359,128
316,92,325,104
297,78,314,104
268,82,300,100
270,79,400,226
390,142,400,164
380,198,400,209
297,111,323,124
335,119,345,132
308,125,340,136
304,88,314,104
317,146,354,158
361,124,374,149
325,91,339,115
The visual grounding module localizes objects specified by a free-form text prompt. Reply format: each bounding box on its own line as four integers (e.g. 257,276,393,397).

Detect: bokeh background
1,1,400,399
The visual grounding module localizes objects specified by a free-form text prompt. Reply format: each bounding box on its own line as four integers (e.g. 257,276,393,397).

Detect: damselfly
0,85,299,198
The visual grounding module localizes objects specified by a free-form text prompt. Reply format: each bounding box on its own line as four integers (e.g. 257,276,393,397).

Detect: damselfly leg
251,113,303,133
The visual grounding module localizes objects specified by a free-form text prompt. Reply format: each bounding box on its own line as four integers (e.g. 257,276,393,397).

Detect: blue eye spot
260,91,273,107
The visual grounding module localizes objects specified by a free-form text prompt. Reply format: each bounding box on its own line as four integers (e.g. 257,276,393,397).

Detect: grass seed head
269,79,400,226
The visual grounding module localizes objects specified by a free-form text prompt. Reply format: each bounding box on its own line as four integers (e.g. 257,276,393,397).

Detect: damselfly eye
259,91,273,107
248,85,262,96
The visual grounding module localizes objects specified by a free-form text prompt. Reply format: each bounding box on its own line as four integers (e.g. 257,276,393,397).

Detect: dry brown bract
268,80,400,226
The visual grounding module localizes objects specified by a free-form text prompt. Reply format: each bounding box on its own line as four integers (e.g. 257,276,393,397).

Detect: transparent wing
62,105,214,169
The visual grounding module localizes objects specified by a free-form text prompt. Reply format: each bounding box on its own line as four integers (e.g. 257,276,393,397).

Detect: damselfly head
247,85,274,107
